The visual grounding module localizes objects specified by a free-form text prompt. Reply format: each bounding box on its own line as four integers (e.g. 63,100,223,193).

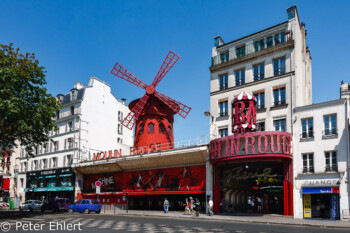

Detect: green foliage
0,43,59,155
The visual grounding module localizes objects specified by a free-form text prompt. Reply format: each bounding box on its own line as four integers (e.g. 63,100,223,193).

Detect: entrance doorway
220,161,284,214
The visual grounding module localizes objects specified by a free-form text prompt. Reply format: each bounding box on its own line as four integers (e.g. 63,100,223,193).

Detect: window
219,74,228,90
219,128,228,138
44,143,49,153
159,123,166,134
287,7,295,19
33,160,38,170
52,157,57,168
66,155,72,166
253,64,264,81
274,32,285,45
253,91,265,109
117,138,123,144
20,178,24,188
325,151,337,172
148,123,154,133
236,46,246,58
273,57,286,75
220,51,229,63
118,124,123,135
42,159,47,169
56,110,60,119
324,114,337,135
70,106,74,115
139,123,144,134
66,138,74,149
219,100,228,117
257,122,265,132
266,36,273,48
274,119,286,132
235,69,245,86
168,126,172,135
254,39,265,52
301,118,313,138
23,162,27,172
52,141,59,152
303,153,314,173
118,111,123,122
273,86,286,106
67,121,73,132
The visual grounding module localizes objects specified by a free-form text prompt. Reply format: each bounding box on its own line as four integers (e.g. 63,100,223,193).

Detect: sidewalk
104,210,350,229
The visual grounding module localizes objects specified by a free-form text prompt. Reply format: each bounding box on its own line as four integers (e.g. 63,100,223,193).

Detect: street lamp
204,111,217,140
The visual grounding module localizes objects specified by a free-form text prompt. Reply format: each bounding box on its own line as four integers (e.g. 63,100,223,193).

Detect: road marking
99,220,114,229
86,219,104,228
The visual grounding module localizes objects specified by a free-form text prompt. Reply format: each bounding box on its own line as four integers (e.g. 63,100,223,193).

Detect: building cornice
293,99,346,113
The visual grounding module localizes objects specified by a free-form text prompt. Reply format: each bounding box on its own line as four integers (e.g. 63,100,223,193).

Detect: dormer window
70,88,78,101
56,94,64,103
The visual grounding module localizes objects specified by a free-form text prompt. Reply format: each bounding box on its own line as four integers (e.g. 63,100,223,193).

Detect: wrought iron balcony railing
219,83,228,90
301,131,314,138
325,165,338,172
211,31,292,66
273,100,286,107
253,73,265,81
323,129,338,136
219,112,228,117
303,167,314,173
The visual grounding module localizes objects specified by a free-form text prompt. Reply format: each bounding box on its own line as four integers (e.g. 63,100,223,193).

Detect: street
0,213,348,233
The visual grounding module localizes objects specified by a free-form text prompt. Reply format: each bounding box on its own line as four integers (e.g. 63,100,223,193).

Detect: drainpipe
345,100,350,213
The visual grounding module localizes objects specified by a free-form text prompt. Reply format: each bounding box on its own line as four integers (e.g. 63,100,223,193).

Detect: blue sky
1,0,349,143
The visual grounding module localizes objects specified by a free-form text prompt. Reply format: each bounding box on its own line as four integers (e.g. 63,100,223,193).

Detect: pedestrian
163,198,169,213
257,197,262,213
247,197,252,213
195,198,201,217
251,196,255,213
183,198,190,215
190,197,194,213
208,197,214,216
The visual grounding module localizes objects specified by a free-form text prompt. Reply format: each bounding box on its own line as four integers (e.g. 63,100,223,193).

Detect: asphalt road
1,213,348,233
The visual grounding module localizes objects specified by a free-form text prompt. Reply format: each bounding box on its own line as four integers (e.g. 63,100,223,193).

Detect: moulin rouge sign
210,91,292,160
92,143,163,161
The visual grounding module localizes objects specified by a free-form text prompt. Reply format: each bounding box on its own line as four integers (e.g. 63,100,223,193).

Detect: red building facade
210,91,293,216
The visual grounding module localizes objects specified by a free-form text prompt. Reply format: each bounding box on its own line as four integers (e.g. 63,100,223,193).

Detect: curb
101,212,350,229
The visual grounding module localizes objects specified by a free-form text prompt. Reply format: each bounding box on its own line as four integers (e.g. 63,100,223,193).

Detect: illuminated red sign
232,91,257,134
210,131,292,160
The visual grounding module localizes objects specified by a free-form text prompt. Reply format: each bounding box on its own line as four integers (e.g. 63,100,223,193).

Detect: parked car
41,198,70,212
19,200,43,211
68,199,101,214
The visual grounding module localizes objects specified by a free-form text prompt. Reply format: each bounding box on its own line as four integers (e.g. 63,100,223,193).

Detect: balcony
303,167,314,173
325,165,338,172
55,108,81,120
219,83,228,90
253,73,265,81
219,112,228,117
322,129,338,139
301,131,314,138
211,31,292,66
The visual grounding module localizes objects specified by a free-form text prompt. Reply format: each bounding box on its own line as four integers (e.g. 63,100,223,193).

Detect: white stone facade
207,6,312,206
18,76,133,203
293,99,350,220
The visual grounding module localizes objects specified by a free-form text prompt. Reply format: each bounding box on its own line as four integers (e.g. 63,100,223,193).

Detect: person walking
183,198,190,215
163,198,169,213
247,196,252,213
195,198,201,217
208,197,214,216
190,197,194,213
257,197,262,213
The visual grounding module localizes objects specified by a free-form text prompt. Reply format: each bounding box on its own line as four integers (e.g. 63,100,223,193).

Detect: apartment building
18,76,133,203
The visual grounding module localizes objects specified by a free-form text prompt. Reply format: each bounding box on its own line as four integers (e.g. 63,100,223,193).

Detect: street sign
96,186,101,194
95,181,102,187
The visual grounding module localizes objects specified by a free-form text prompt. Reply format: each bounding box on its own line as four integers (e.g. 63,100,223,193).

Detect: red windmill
110,51,191,152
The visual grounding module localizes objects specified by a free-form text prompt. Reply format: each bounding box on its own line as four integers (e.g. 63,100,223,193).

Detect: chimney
74,81,84,89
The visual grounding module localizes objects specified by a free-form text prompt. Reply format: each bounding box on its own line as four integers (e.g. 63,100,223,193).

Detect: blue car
68,199,101,214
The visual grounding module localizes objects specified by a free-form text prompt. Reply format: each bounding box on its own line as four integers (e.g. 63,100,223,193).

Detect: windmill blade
154,91,191,119
152,51,180,87
121,94,150,129
111,62,147,89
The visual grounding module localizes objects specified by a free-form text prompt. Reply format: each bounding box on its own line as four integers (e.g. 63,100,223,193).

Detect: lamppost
204,111,217,140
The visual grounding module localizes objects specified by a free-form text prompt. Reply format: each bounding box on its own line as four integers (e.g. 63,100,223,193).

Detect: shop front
75,145,209,211
24,168,75,202
299,178,341,220
210,131,293,216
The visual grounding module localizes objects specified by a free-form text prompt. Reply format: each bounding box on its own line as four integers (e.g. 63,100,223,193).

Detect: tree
0,43,59,155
